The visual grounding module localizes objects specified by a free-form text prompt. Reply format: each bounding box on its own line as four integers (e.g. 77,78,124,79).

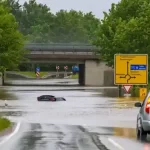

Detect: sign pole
56,66,59,77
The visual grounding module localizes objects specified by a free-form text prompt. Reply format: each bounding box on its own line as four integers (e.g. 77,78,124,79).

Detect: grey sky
19,0,120,19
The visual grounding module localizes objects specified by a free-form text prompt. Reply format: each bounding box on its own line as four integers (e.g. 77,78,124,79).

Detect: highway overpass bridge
24,43,99,63
18,43,114,86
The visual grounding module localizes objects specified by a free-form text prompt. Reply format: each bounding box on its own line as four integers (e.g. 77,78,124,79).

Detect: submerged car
37,95,66,101
135,92,150,141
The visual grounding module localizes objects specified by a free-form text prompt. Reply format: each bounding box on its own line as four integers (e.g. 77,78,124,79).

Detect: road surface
4,79,79,86
0,86,149,150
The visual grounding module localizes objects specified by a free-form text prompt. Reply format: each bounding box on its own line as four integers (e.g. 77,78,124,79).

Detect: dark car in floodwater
37,95,66,102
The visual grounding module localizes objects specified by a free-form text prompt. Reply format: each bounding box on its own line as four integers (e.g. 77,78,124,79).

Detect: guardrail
24,43,99,52
29,51,96,55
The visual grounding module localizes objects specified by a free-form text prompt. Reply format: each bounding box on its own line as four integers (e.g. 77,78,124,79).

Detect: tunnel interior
78,64,85,86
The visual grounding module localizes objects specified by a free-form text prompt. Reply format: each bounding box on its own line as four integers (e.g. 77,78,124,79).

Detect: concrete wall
103,70,115,86
84,60,113,86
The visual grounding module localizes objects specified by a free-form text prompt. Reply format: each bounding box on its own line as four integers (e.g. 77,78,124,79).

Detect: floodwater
0,85,148,150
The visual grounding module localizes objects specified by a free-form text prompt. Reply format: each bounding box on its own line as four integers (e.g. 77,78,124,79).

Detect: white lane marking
108,138,124,150
0,122,21,146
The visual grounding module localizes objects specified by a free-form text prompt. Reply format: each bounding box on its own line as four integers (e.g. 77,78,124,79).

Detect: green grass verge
0,117,11,132
131,85,149,97
71,73,79,79
17,71,48,77
0,89,17,100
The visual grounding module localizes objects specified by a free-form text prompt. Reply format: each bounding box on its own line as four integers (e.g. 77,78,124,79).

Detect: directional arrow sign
123,85,132,93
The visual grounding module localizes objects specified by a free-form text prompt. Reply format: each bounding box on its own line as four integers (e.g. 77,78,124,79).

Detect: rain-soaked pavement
0,85,149,150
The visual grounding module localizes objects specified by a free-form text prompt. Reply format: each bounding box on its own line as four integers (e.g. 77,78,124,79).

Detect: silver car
135,93,150,141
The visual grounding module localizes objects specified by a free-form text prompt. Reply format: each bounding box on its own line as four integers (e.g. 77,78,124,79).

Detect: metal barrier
24,43,99,52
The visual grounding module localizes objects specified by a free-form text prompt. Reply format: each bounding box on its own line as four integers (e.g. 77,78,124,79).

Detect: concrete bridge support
84,60,113,86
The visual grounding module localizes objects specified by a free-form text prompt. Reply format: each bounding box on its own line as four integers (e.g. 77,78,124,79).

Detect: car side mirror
134,102,142,107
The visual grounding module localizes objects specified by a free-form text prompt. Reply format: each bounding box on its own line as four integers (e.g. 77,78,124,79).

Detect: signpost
36,67,40,78
114,54,148,97
140,88,147,98
56,66,59,77
64,66,68,77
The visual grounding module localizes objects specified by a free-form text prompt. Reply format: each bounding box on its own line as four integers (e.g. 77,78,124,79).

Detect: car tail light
145,97,150,113
50,98,55,101
145,103,150,113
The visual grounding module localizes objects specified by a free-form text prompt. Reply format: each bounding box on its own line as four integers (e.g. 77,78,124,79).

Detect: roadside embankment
0,118,11,132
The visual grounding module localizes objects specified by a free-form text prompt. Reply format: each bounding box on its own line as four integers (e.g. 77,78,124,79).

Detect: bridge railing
25,43,98,51
24,43,100,55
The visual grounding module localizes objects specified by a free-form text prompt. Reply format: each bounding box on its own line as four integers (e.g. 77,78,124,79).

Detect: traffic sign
114,54,148,85
72,65,79,72
139,88,147,98
123,85,132,93
56,66,59,70
64,66,68,70
36,67,40,72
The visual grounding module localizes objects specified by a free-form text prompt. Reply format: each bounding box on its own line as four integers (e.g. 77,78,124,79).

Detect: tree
0,4,25,72
82,12,100,41
92,0,150,67
4,0,100,43
52,10,87,43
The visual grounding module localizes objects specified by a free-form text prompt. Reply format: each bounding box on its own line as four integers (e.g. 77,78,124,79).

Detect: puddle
99,127,136,139
99,126,150,141
92,89,119,97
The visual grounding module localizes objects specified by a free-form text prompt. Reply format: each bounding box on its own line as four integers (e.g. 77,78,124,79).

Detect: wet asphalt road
0,86,150,150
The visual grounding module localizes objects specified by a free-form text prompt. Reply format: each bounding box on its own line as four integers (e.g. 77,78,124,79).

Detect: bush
71,73,79,79
0,89,17,100
0,117,11,131
131,86,140,97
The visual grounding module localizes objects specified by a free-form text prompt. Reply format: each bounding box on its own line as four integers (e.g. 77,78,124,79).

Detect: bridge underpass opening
3,63,82,86
78,64,85,86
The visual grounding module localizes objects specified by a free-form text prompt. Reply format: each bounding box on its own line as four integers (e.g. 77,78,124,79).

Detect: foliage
92,0,150,67
71,73,79,79
0,2,25,72
0,117,11,131
4,0,100,43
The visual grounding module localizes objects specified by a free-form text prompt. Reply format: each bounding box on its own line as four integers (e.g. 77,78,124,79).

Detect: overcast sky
19,0,120,19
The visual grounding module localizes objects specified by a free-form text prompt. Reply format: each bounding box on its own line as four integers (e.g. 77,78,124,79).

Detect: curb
0,123,16,138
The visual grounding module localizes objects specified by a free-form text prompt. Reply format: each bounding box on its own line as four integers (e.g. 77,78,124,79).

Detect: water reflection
91,88,119,97
0,111,26,116
113,127,136,139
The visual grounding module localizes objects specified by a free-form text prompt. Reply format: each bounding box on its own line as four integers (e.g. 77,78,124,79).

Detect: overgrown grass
71,73,79,79
0,117,11,131
0,89,17,100
131,85,149,98
131,86,140,97
17,71,48,77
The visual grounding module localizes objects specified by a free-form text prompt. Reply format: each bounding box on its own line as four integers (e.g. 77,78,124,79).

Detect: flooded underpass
0,85,149,150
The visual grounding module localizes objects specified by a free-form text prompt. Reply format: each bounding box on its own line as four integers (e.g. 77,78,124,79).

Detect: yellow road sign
140,88,147,98
114,54,148,85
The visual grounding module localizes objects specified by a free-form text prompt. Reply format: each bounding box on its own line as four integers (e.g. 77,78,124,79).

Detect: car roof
40,95,55,97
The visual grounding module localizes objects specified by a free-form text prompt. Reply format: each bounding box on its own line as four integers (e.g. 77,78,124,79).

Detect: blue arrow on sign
36,67,40,72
